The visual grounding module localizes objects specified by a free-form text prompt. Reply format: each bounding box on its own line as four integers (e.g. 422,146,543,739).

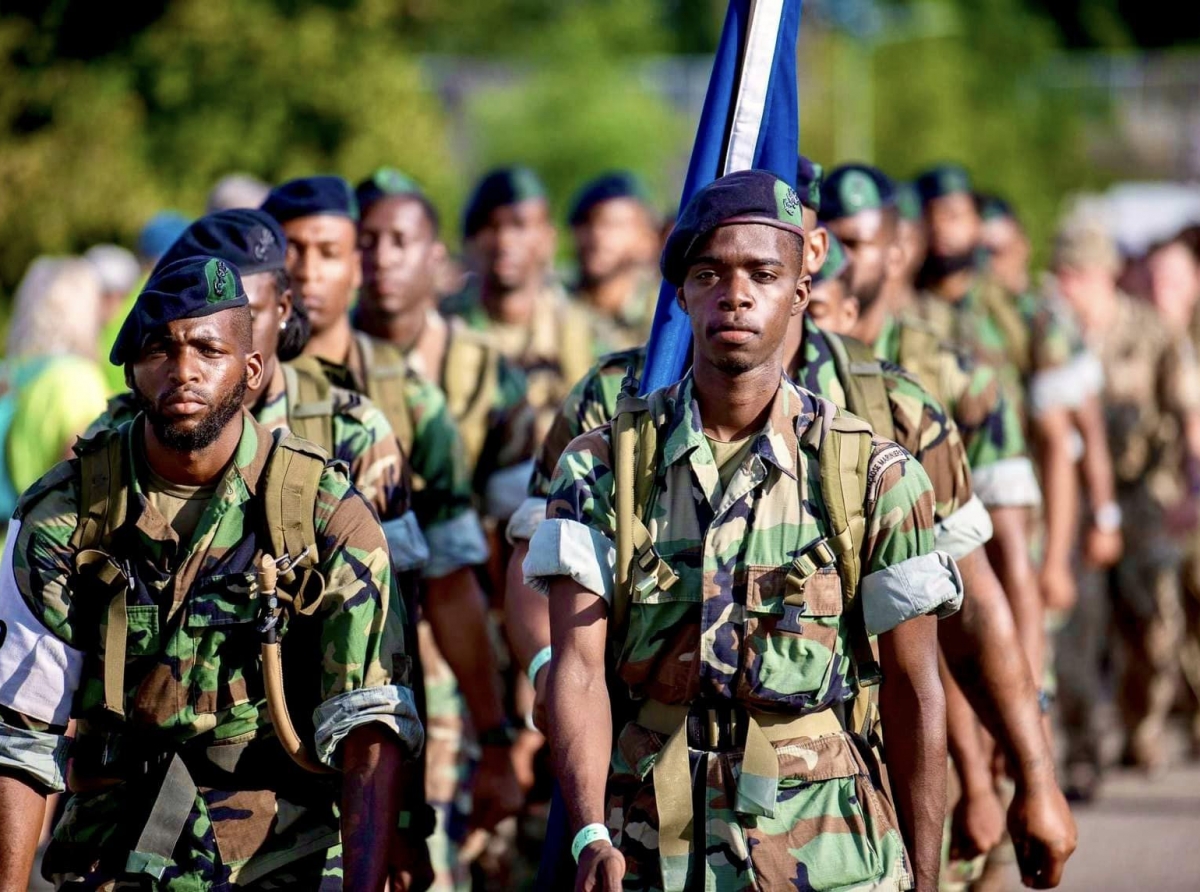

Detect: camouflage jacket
908,273,1100,422
524,373,962,711
321,333,488,579
570,266,659,359
1090,293,1200,510
84,362,429,573
442,281,596,442
873,314,1038,509
0,413,421,888
516,318,990,560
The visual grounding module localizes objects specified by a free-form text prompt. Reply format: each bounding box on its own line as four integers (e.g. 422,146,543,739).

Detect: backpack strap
355,332,415,456
827,333,897,442
558,304,598,395
895,319,947,407
977,277,1031,376
69,427,133,718
442,328,499,470
816,411,882,687
261,433,328,614
281,357,336,454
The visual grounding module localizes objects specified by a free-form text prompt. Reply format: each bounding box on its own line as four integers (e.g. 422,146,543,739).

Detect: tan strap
261,434,327,611
281,358,335,454
442,331,499,469
977,278,1031,375
828,332,896,441
896,320,947,407
356,333,415,456
261,641,333,774
636,699,840,742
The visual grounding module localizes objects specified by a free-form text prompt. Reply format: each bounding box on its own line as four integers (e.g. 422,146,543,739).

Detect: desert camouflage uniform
1058,293,1200,768
524,374,963,891
0,414,422,889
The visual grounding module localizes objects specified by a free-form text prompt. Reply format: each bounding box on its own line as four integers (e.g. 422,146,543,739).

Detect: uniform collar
660,372,818,481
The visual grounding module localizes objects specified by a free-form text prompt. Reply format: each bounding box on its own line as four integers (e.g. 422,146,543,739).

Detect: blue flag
640,0,803,394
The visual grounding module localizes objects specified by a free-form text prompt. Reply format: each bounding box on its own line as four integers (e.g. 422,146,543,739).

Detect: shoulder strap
262,433,329,613
978,279,1031,375
442,330,499,469
895,320,947,406
356,333,415,456
827,333,896,442
281,358,335,454
817,411,881,687
558,304,598,394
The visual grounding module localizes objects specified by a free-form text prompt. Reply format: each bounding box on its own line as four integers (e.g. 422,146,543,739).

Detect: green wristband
571,823,611,862
527,645,553,687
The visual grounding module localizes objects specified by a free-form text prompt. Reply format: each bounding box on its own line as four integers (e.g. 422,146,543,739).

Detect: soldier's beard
921,250,976,280
135,373,248,453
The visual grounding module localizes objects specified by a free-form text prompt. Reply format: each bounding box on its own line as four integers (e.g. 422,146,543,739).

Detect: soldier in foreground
0,257,426,889
529,171,962,890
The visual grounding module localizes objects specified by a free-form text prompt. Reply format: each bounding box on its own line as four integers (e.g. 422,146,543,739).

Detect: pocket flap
747,566,843,616
186,573,259,628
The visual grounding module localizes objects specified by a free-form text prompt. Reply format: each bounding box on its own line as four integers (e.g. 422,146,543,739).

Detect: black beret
355,167,424,214
567,171,651,226
979,193,1016,223
795,155,824,212
261,175,359,224
893,181,922,222
914,163,973,204
462,166,546,238
660,169,806,287
155,209,286,278
819,163,895,223
110,256,248,366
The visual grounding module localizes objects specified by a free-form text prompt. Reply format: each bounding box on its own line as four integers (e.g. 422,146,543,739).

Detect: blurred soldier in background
1051,222,1200,800
207,172,271,213
567,171,661,355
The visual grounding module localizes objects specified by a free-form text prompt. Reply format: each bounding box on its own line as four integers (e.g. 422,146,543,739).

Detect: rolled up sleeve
423,508,489,579
312,684,424,767
1028,352,1103,415
971,456,1043,508
933,494,995,559
0,719,70,793
381,510,430,573
485,459,535,521
523,518,615,601
862,550,964,636
506,496,548,544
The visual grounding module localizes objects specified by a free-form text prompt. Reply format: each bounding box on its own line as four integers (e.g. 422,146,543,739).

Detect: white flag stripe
723,0,787,175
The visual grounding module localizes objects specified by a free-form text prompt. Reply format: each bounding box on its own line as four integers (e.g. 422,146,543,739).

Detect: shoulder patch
866,442,908,501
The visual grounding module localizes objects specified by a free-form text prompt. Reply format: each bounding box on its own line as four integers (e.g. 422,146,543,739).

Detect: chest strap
636,700,841,892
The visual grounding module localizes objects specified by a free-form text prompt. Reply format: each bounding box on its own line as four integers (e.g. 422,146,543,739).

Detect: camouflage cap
567,171,652,225
796,155,824,213
1052,222,1119,273
156,209,287,277
819,163,895,223
812,230,849,286
110,255,248,365
892,182,922,222
661,169,806,286
914,163,972,204
356,166,425,214
462,166,547,237
261,175,359,224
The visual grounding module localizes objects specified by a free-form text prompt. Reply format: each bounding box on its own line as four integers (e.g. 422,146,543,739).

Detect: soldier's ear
124,365,135,390
793,275,811,316
675,285,686,311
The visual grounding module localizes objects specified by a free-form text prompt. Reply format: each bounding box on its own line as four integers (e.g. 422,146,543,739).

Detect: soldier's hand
1038,560,1077,613
1084,525,1123,568
388,831,434,892
469,742,524,833
576,841,625,892
949,783,1006,861
1008,782,1077,888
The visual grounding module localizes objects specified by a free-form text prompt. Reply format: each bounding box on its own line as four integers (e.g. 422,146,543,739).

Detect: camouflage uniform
573,267,660,359
524,373,963,891
0,413,422,889
1057,292,1200,768
443,282,597,443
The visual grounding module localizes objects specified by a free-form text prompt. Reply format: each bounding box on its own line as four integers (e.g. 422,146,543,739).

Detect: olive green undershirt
142,462,219,546
705,432,758,497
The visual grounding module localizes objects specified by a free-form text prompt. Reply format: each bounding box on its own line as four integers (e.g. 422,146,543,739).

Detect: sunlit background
2,0,1198,304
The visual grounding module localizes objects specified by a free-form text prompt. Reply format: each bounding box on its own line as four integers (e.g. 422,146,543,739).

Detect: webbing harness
609,377,879,892
66,426,332,881
441,329,500,470
354,332,415,458
280,356,336,452
895,318,948,408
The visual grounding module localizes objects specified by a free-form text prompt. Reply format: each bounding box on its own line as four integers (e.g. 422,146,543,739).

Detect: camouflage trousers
418,621,475,892
1057,536,1184,768
607,722,912,892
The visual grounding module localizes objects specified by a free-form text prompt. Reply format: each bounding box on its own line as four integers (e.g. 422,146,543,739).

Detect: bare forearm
943,547,1053,791
0,774,48,891
984,509,1044,680
503,541,551,672
1034,412,1079,572
879,617,945,891
1074,396,1116,512
425,566,506,731
941,652,993,799
341,725,405,891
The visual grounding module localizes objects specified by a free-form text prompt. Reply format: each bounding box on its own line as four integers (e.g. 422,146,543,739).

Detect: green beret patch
838,170,882,215
775,180,804,226
205,258,235,305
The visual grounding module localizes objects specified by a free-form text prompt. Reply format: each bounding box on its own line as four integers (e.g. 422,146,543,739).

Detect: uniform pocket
124,605,160,658
619,546,701,703
738,566,844,710
186,573,261,715
745,733,884,891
